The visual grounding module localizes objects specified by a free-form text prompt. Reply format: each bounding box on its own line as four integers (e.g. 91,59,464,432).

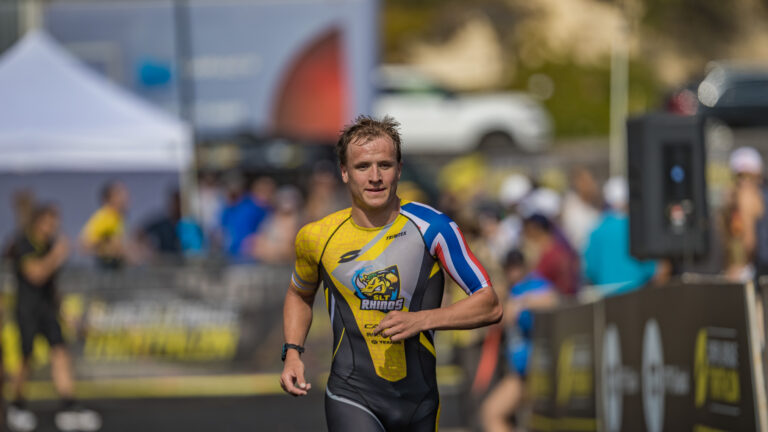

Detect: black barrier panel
0,264,338,385
529,310,556,431
530,303,597,432
760,279,768,410
600,283,757,432
599,289,644,432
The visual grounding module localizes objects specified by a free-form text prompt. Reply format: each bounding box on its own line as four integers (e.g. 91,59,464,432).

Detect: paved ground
24,393,470,432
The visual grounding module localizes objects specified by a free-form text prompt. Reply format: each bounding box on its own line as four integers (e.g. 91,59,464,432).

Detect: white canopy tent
0,30,192,171
0,31,194,250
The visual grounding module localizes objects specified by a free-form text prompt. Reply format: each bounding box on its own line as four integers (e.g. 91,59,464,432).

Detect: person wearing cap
582,177,668,296
724,146,765,281
521,213,580,297
519,187,562,221
561,167,602,252
496,173,534,255
481,249,557,432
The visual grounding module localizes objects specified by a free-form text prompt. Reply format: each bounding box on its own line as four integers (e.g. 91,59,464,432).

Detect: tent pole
174,0,198,227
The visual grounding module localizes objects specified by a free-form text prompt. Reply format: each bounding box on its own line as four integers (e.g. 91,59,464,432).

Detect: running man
8,204,101,432
280,116,503,431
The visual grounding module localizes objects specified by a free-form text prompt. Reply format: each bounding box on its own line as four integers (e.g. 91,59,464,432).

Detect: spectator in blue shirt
582,176,667,296
481,250,557,432
220,175,272,258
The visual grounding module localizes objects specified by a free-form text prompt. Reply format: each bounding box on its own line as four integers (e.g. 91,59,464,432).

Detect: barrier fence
0,263,335,398
7,263,766,430
528,281,768,432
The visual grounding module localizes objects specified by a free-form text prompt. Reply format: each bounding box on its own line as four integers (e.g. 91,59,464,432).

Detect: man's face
523,222,543,245
573,169,598,203
37,212,59,239
111,184,129,212
340,135,401,213
736,172,762,187
505,265,526,287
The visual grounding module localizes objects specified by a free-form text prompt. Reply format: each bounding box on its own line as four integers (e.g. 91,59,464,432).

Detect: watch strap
282,343,305,361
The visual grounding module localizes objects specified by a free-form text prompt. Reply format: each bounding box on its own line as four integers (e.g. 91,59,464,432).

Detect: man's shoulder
399,200,452,229
297,208,352,244
596,212,627,233
88,206,121,225
308,207,352,227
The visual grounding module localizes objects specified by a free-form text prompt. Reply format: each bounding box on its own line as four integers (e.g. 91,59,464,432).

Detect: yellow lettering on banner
166,328,187,357
694,329,709,408
528,415,596,432
2,322,50,374
693,424,727,432
556,338,592,406
556,339,575,406
557,417,597,431
694,328,741,406
529,414,556,431
528,371,552,398
2,322,23,373
709,367,740,404
83,326,239,361
60,294,85,341
204,327,239,359
572,371,593,395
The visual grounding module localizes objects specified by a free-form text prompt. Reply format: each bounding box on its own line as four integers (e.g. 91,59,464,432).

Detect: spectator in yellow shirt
80,181,129,269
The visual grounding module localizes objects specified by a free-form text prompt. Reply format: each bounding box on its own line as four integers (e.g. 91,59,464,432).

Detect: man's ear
340,164,349,183
397,162,402,180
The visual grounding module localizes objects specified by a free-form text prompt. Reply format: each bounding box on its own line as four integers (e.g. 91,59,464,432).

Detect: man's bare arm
503,290,558,326
738,183,765,257
21,237,69,285
280,283,317,396
374,285,502,342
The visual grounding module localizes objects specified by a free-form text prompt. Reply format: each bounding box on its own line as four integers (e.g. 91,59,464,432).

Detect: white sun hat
499,174,532,207
729,146,763,175
603,176,628,210
520,187,561,219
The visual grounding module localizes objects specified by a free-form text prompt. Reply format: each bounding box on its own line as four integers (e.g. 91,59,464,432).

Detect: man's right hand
52,236,70,260
280,354,311,396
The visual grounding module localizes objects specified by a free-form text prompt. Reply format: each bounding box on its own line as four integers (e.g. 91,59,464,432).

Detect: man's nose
369,166,382,182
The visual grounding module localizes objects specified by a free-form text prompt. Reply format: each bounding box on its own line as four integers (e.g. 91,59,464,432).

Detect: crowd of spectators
3,146,761,291
2,146,764,431
2,162,351,269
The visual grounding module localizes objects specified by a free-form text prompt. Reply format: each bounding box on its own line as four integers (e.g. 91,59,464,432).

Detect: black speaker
627,113,709,260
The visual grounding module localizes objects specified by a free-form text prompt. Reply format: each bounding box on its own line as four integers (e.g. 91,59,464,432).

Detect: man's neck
27,230,46,246
350,198,400,228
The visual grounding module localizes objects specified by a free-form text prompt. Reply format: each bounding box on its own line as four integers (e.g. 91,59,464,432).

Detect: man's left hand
373,310,427,342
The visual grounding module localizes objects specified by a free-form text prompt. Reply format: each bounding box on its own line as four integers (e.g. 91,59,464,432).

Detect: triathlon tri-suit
292,200,491,431
10,232,65,359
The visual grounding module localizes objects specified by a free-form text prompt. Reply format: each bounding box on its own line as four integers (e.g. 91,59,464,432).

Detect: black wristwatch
281,343,305,361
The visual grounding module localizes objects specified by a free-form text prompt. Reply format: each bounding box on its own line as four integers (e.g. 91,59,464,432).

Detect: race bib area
528,281,768,432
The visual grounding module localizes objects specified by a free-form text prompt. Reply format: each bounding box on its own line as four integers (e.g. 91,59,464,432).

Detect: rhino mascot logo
353,265,404,311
